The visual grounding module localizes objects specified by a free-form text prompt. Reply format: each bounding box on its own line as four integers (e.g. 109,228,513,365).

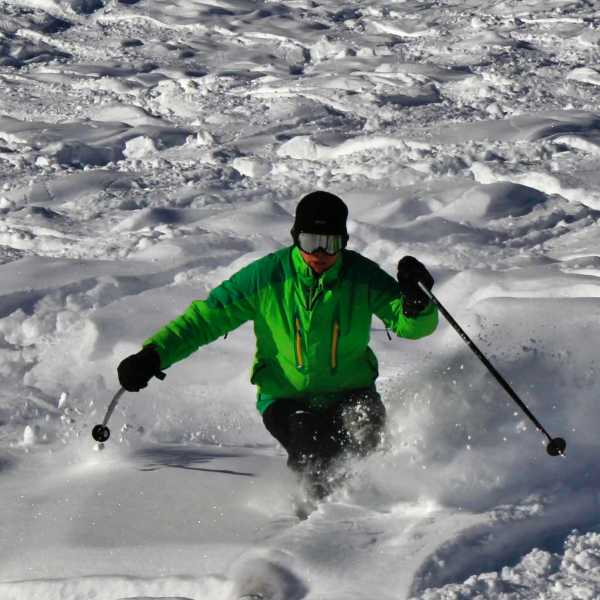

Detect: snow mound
92,105,168,127
0,116,190,168
0,574,232,600
112,207,201,232
0,36,70,68
202,200,293,239
472,161,600,210
278,134,411,161
3,170,133,207
412,531,600,600
437,182,547,223
424,111,600,145
567,67,600,87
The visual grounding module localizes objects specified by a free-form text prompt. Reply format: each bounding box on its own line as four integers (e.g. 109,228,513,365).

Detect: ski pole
91,371,166,443
418,282,566,457
92,387,126,442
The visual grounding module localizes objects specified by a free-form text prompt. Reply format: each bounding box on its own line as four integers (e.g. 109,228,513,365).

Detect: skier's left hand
397,256,434,318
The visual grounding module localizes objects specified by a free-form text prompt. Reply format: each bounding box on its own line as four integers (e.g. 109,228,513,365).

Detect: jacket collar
291,245,343,288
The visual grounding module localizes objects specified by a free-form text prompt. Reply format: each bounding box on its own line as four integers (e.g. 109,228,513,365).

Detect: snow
1,0,600,598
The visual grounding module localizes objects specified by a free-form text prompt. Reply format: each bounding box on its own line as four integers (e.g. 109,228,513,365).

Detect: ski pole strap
418,282,554,442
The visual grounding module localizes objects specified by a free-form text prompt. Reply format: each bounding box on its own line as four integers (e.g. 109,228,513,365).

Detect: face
300,249,340,274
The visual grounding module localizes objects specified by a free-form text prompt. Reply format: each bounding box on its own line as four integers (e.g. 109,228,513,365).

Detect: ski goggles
297,232,345,255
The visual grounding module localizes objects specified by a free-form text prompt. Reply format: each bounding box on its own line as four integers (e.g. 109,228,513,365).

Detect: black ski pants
262,387,386,472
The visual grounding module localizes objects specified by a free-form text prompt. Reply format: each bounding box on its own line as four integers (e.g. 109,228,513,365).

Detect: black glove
397,256,434,318
117,345,164,392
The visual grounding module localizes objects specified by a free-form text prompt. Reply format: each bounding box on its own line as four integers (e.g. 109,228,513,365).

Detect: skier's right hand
117,345,163,392
397,256,434,318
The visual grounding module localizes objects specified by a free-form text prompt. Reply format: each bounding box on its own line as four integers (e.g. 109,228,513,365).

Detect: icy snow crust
1,0,600,598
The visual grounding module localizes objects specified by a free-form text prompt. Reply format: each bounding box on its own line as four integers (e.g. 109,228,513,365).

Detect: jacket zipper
295,316,304,369
308,282,320,311
331,320,340,371
297,280,327,371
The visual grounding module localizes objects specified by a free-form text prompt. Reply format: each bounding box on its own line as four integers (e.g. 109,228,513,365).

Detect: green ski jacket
144,246,438,414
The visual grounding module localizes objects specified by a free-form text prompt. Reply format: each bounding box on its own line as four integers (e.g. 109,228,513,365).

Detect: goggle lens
297,233,344,255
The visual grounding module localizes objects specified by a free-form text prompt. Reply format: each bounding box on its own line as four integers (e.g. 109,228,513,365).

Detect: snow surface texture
1,0,600,598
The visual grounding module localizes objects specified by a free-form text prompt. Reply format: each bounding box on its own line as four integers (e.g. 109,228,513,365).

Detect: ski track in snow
1,0,600,598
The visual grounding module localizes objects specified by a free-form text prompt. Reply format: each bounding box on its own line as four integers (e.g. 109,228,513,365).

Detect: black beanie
291,191,349,239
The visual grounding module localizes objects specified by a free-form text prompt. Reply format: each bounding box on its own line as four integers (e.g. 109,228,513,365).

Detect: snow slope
1,0,600,598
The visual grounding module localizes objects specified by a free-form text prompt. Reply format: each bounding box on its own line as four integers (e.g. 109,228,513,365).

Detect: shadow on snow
133,445,255,477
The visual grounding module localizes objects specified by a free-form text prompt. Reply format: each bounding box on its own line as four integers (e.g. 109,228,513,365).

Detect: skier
117,191,438,496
